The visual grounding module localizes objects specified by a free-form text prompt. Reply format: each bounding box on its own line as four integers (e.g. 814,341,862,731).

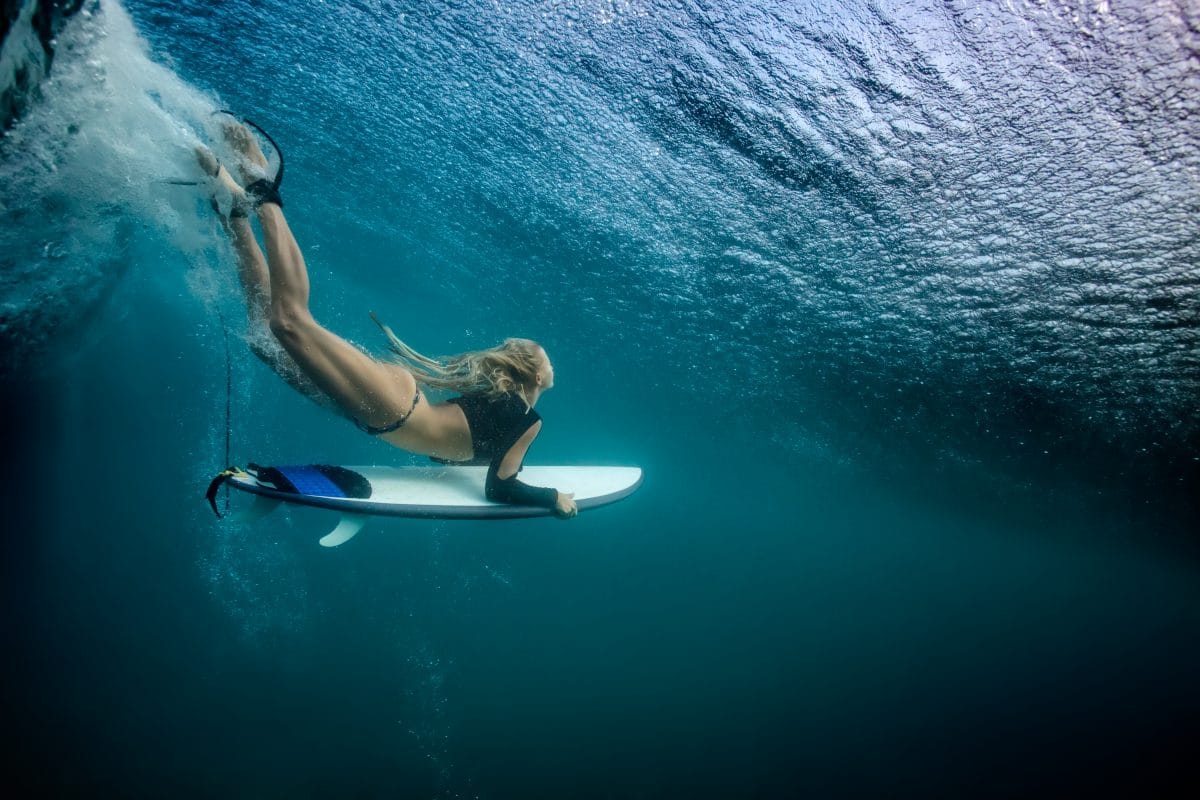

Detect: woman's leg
199,146,337,406
254,202,418,429
225,214,337,405
202,126,415,428
197,145,272,325
226,216,270,324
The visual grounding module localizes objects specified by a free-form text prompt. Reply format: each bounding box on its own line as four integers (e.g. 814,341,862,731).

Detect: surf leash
217,307,234,514
205,466,249,518
198,111,285,517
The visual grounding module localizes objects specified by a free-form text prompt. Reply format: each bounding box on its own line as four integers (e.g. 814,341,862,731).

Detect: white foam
0,1,232,363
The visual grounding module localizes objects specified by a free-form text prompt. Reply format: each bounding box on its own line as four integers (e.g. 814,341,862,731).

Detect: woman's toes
222,120,269,169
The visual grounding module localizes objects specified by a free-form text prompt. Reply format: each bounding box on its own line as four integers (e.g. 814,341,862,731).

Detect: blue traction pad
276,465,346,497
262,465,372,500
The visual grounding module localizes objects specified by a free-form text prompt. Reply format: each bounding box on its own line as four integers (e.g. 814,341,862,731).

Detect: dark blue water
2,0,1198,797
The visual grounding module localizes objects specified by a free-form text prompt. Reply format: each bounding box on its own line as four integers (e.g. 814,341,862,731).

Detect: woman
197,121,577,519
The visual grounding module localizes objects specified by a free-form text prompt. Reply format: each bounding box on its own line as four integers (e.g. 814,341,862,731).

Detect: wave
3,0,1197,506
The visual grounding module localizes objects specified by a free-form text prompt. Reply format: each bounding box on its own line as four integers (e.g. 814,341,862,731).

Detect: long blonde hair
371,313,544,405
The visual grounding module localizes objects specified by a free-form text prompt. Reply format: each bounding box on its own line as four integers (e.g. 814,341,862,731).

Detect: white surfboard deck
226,465,643,547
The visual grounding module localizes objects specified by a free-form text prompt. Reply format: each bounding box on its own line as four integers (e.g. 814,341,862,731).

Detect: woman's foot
220,118,283,209
221,121,270,185
195,144,251,219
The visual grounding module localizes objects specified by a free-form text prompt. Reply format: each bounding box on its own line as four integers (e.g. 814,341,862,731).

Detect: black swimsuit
440,393,558,509
354,390,421,435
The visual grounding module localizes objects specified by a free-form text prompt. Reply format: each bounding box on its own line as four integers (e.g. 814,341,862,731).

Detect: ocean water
1,0,1197,797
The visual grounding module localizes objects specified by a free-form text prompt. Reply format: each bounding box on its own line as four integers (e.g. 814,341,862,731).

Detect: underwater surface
2,0,1198,796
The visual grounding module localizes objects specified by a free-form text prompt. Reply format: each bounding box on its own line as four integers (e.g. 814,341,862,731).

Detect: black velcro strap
244,177,283,209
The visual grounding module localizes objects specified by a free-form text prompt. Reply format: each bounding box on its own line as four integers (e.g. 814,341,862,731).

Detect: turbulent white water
0,1,247,370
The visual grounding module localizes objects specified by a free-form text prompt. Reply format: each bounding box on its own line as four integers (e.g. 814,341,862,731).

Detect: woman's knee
268,303,313,345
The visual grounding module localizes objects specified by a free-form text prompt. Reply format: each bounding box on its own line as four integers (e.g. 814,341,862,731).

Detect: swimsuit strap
355,390,421,436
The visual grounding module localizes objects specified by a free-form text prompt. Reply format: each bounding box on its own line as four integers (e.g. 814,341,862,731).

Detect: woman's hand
554,491,578,519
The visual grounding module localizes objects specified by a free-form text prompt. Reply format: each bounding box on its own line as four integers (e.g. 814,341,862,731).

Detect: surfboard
212,464,643,547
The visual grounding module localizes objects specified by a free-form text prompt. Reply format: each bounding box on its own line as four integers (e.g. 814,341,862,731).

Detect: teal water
2,1,1198,797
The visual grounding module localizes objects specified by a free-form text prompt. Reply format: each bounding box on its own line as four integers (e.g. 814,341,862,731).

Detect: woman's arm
485,420,577,518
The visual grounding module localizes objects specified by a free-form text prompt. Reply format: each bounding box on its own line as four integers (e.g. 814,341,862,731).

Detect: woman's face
538,348,555,390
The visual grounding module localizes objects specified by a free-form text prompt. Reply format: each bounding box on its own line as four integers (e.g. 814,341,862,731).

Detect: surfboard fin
319,513,369,547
